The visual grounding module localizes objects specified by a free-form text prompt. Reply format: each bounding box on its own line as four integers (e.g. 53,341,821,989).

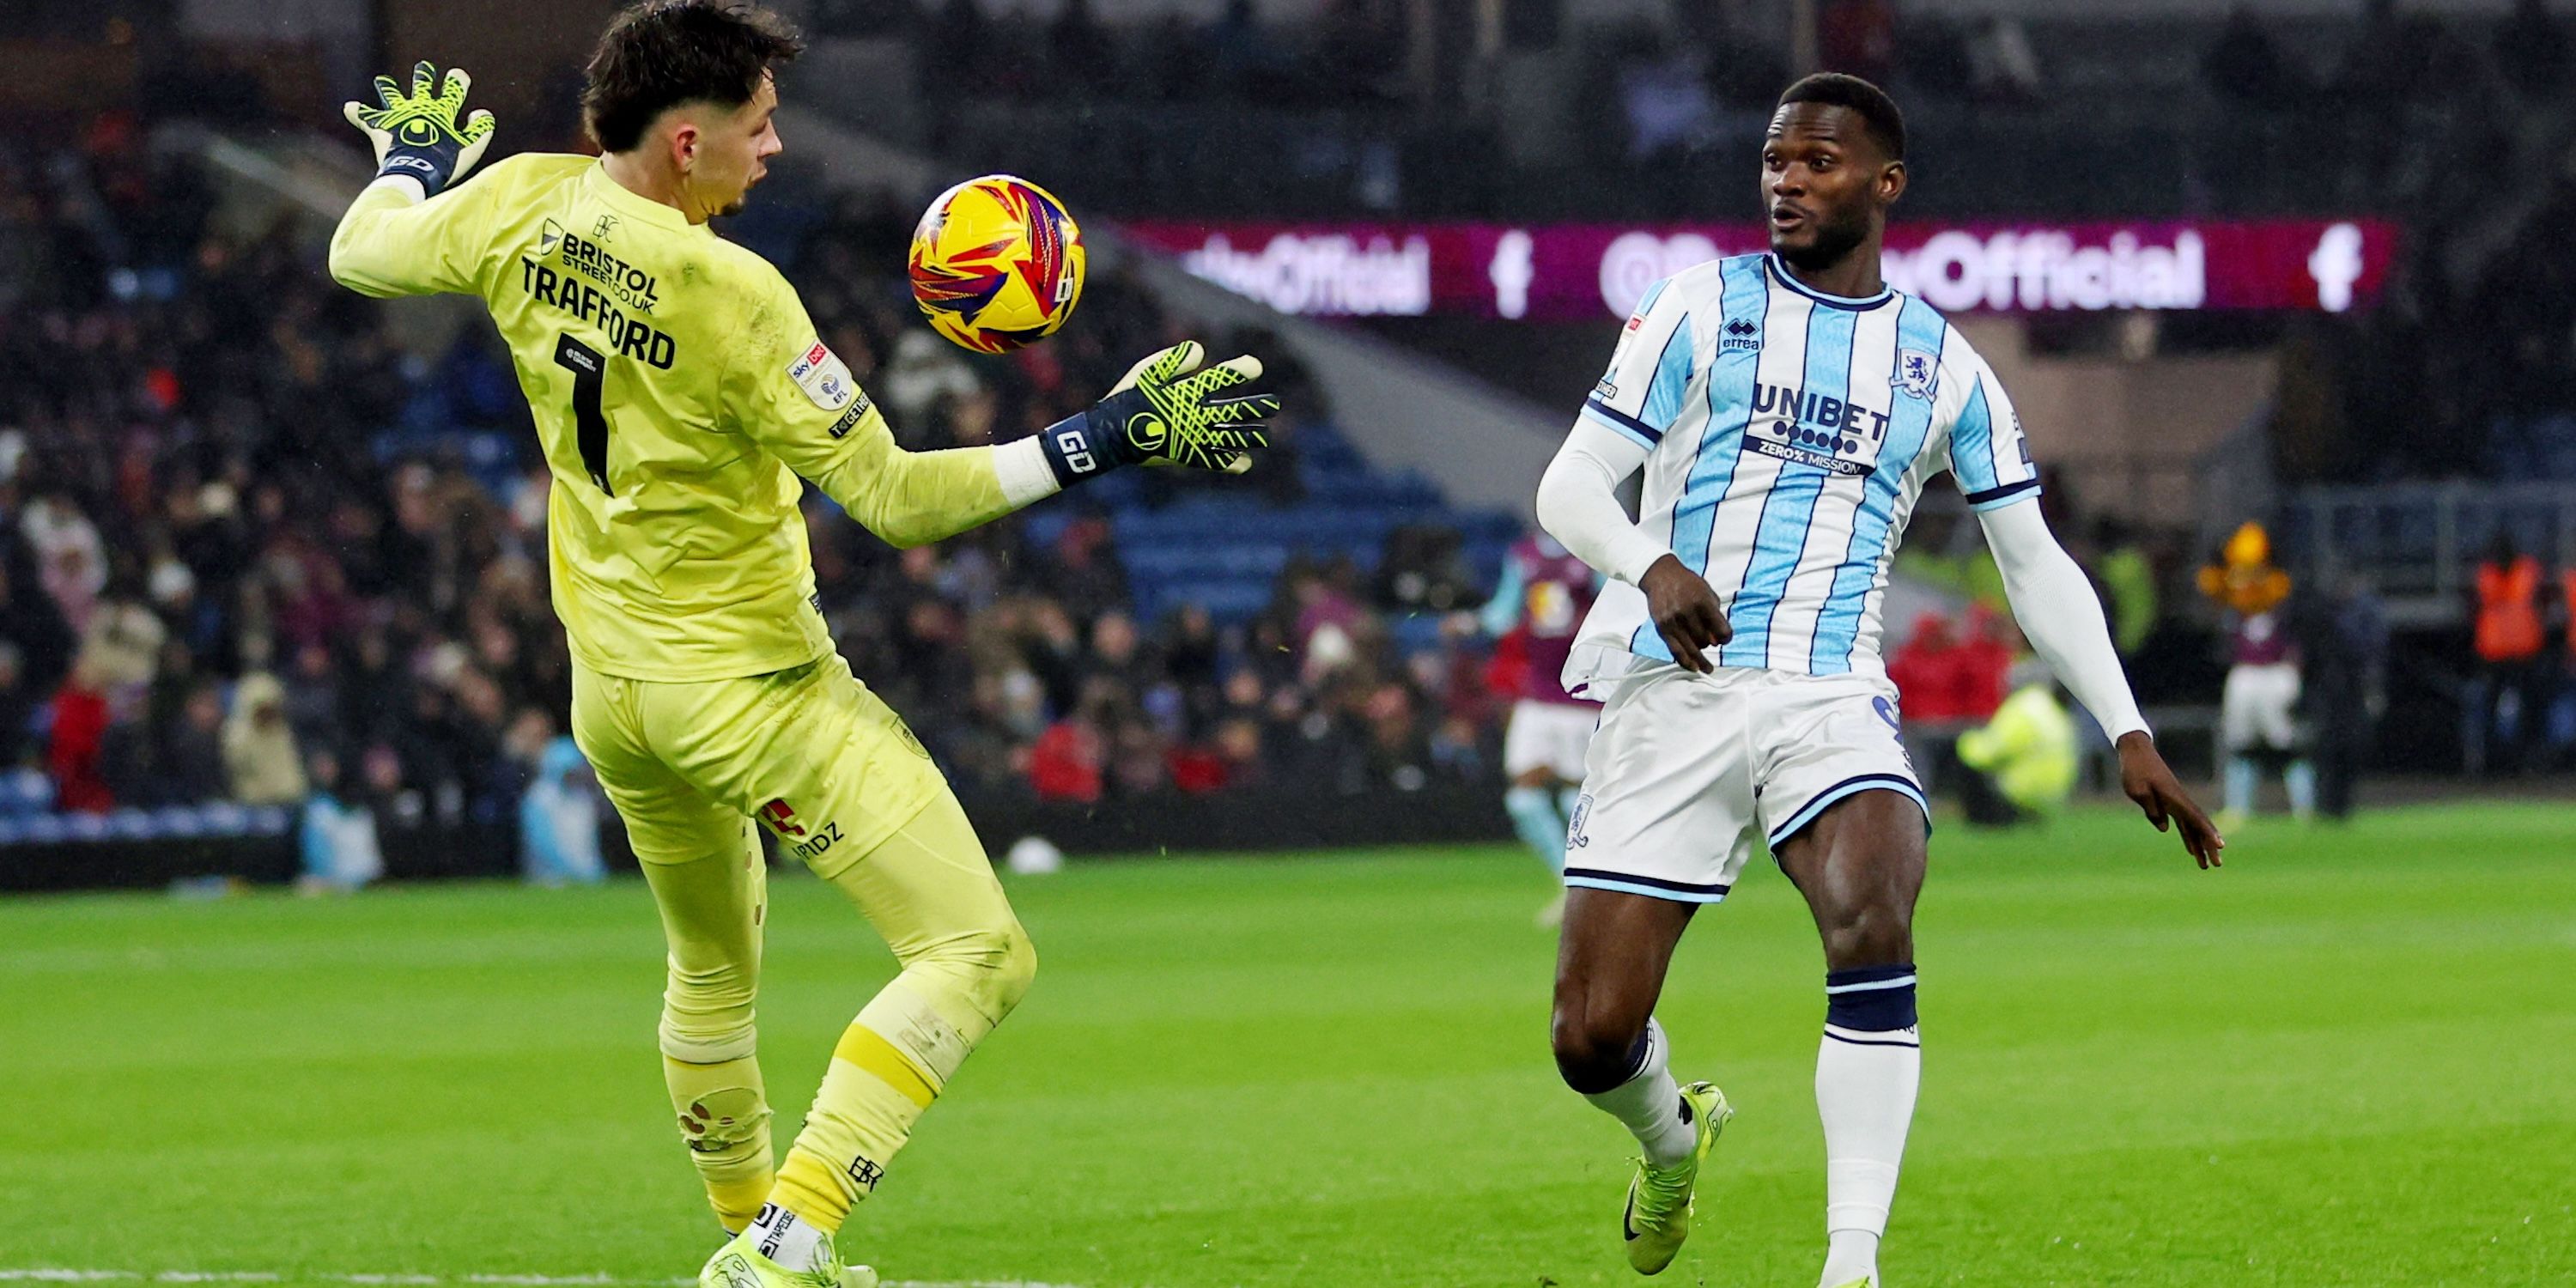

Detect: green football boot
1621,1080,1733,1275
697,1213,877,1288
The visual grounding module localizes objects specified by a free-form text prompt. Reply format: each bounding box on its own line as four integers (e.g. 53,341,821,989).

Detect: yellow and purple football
908,174,1086,354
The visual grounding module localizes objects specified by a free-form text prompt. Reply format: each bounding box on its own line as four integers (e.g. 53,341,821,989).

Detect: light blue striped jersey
1564,253,2039,691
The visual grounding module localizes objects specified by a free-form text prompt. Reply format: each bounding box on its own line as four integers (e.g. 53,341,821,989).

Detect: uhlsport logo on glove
343,61,495,199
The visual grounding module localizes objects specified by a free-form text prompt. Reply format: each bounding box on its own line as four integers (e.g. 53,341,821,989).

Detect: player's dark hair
1777,72,1905,161
582,0,805,154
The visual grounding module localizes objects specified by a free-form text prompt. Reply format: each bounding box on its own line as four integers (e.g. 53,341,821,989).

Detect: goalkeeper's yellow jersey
330,153,1040,681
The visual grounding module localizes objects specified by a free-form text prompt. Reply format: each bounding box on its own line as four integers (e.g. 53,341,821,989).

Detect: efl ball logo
908,174,1089,354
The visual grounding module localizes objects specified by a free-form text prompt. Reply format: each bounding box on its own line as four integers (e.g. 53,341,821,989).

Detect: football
907,173,1087,354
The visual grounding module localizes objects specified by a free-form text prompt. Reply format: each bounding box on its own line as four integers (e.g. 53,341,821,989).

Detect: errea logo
1721,316,1760,352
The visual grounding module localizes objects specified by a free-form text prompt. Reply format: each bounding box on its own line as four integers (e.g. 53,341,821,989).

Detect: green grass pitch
3,802,2572,1287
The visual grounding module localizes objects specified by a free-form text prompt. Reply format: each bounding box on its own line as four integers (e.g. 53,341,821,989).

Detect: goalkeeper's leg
574,666,778,1234
601,657,1036,1254
641,822,777,1234
766,785,1036,1236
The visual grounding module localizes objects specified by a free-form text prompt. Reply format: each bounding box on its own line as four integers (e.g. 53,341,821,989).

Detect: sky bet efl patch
787,338,859,412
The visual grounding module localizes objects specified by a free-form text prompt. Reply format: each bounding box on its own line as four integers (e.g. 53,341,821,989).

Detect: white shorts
1503,699,1596,781
2221,661,2302,753
1564,665,1929,904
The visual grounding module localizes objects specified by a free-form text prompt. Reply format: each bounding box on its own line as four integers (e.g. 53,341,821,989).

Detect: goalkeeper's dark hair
583,0,804,154
1777,72,1905,161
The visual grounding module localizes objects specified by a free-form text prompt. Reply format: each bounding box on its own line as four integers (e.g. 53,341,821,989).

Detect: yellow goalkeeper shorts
571,653,945,878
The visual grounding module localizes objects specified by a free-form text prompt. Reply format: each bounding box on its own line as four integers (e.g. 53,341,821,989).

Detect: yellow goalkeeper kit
331,152,1049,1238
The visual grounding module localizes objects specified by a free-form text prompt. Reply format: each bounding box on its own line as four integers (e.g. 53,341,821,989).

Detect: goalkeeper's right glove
343,61,495,199
1036,342,1279,487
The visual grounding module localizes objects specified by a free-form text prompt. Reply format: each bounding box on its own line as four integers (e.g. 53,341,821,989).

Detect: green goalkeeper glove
343,61,495,198
1036,342,1279,487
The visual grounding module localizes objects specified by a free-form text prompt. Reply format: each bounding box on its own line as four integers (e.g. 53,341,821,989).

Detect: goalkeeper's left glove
1036,342,1280,487
343,61,495,199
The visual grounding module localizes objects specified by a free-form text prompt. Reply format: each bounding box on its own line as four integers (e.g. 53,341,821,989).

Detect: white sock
1583,1018,1698,1167
746,1201,830,1273
1822,1230,1880,1285
1818,968,1920,1288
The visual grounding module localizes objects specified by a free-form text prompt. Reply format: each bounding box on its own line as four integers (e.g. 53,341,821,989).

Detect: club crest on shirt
787,338,859,412
1892,348,1939,401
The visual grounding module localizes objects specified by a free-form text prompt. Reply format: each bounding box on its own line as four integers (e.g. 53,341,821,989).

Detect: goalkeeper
328,5,1275,1287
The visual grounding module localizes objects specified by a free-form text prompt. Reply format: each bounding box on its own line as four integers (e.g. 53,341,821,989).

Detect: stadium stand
0,131,1529,878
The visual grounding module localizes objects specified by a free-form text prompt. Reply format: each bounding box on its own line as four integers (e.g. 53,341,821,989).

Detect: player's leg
2256,664,2316,819
1555,668,1751,1273
570,665,777,1235
1773,791,1928,1288
767,784,1035,1243
639,659,1033,1272
1552,887,1699,1154
640,826,778,1231
1755,675,1934,1288
1503,701,1571,872
2277,675,2318,814
1506,767,1568,866
2219,663,2259,820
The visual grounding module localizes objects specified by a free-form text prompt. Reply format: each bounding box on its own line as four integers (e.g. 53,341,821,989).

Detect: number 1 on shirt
553,332,613,495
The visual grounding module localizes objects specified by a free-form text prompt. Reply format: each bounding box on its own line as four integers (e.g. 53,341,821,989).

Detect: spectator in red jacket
1955,604,2018,722
1028,714,1105,804
46,658,115,813
1888,612,1968,722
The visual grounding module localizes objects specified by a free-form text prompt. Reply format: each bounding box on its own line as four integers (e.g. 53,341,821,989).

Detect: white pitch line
0,1273,1094,1288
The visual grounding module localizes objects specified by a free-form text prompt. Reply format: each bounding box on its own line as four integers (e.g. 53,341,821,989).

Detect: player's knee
919,919,1036,1024
662,965,757,1056
667,954,757,1011
1817,899,1911,969
1550,1005,1647,1094
984,920,1038,1018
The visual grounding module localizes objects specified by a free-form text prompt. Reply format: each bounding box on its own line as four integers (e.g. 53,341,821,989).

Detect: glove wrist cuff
380,155,449,197
1035,407,1138,488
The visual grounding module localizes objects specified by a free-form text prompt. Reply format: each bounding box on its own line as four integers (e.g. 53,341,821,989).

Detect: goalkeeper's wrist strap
381,150,447,189
1034,407,1141,488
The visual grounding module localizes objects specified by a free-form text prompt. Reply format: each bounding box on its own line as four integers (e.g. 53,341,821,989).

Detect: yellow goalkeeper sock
665,1053,775,1233
765,789,1036,1234
769,981,975,1231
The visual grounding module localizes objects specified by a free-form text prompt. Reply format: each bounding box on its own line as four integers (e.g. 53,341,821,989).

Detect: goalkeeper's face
688,73,783,218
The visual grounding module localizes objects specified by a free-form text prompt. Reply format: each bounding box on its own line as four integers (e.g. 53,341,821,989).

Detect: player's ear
670,120,700,172
1879,160,1907,206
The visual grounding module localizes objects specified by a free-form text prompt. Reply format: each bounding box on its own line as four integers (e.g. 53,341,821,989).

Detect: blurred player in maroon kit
2199,522,2314,822
1476,531,1602,926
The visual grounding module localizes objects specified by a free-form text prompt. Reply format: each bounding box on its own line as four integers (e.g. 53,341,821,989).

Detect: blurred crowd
0,129,1517,872
0,123,598,874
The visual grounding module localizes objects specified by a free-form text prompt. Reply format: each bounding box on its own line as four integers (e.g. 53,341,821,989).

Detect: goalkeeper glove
1036,342,1279,487
343,61,495,199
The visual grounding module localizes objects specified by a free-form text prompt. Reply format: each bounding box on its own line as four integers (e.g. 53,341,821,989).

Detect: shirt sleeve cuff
364,173,428,204
993,435,1062,509
1603,527,1674,586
